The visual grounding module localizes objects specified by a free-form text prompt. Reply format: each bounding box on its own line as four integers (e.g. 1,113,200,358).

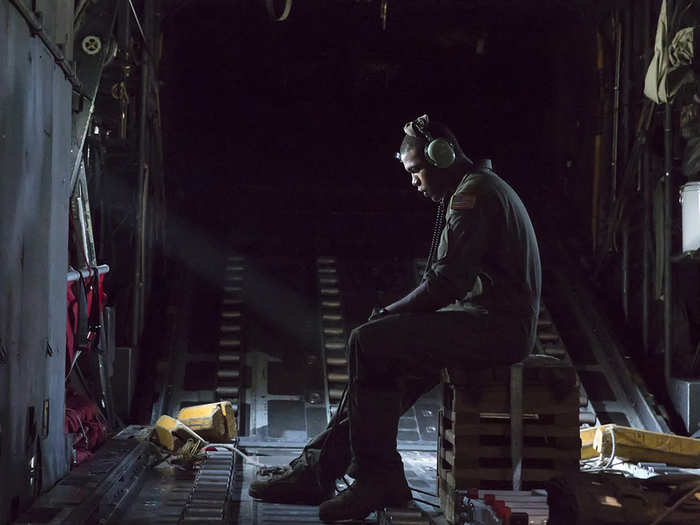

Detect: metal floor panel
153,254,442,450
243,256,326,444
243,255,440,450
545,263,670,433
16,427,160,525
115,465,195,524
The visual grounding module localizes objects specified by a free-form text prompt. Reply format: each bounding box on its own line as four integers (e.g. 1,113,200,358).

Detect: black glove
367,306,389,322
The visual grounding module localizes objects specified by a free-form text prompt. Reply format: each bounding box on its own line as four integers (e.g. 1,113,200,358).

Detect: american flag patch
451,193,476,210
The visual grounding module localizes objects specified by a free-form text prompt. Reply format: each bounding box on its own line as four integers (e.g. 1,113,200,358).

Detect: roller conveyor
217,369,240,379
317,256,349,410
214,257,246,416
219,353,241,363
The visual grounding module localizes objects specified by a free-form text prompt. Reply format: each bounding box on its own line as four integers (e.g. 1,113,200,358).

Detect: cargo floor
116,447,440,524
121,254,442,524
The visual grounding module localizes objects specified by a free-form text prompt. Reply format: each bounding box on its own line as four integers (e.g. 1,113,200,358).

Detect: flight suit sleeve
424,189,497,302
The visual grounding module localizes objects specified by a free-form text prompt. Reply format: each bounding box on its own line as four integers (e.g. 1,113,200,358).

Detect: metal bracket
454,491,476,525
65,441,156,523
69,0,121,193
510,362,524,491
377,504,431,525
42,400,50,439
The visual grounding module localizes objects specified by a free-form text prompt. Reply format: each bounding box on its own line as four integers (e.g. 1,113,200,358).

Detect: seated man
249,115,542,523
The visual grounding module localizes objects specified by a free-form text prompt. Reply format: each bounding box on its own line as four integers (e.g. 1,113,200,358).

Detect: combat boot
248,456,334,505
318,473,412,522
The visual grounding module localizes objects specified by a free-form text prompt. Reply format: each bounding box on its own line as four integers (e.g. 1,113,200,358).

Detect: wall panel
0,2,73,523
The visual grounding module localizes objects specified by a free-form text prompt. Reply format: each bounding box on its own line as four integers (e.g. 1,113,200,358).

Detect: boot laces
256,465,289,477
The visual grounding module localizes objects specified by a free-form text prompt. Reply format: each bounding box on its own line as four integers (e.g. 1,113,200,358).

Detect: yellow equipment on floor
153,402,237,451
177,401,237,442
153,414,206,451
580,426,598,460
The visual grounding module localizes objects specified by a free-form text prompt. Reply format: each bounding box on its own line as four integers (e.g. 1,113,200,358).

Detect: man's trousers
298,309,532,485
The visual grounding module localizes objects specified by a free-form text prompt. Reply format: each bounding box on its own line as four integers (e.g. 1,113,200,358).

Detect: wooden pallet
438,411,579,484
437,357,580,523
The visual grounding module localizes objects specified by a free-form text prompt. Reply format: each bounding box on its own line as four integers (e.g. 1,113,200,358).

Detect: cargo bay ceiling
160,0,603,253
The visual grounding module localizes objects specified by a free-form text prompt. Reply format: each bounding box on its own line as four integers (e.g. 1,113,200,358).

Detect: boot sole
248,486,333,505
318,496,411,522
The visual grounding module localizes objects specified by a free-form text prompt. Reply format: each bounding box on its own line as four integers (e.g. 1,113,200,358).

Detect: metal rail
67,264,110,283
664,89,673,393
181,449,235,523
550,262,670,434
65,440,155,523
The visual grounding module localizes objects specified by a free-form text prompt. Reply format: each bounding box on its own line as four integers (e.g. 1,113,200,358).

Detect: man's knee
347,322,387,379
346,319,385,357
349,325,361,346
347,324,367,357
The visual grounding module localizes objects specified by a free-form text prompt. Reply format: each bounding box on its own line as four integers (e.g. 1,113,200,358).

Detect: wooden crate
437,357,580,522
438,410,580,488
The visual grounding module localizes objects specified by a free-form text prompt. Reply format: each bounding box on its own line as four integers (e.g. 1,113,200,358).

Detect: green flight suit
302,161,542,486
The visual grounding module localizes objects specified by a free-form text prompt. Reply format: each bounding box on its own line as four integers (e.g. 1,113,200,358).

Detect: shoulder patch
450,192,476,210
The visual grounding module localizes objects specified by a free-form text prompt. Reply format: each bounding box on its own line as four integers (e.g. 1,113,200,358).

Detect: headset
402,114,456,169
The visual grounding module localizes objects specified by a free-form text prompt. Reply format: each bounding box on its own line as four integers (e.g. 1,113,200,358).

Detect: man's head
398,117,469,202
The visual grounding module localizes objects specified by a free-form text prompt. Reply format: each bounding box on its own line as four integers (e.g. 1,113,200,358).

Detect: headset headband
400,114,456,169
403,114,431,141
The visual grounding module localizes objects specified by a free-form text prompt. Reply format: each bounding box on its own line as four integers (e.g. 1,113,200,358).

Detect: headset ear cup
425,138,456,168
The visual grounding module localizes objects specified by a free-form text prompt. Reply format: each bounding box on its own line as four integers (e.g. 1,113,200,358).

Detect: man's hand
367,306,389,322
379,280,448,315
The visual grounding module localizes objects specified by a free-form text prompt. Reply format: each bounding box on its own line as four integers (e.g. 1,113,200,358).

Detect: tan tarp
582,424,700,468
644,0,696,104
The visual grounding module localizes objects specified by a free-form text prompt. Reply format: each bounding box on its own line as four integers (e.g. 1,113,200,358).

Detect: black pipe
623,221,630,321
622,5,632,168
621,3,632,322
8,0,83,93
642,0,651,356
611,10,622,203
118,0,130,53
643,151,650,354
664,104,672,389
132,0,151,348
664,0,674,389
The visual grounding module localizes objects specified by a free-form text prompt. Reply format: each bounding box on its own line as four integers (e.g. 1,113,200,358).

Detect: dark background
159,0,596,259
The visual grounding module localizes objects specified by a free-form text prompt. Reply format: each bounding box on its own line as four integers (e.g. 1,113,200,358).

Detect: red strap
66,273,108,373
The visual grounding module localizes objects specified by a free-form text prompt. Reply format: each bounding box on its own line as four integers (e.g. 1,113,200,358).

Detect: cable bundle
422,197,446,281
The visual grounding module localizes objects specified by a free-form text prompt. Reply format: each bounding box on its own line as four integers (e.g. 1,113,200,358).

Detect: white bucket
681,182,700,252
